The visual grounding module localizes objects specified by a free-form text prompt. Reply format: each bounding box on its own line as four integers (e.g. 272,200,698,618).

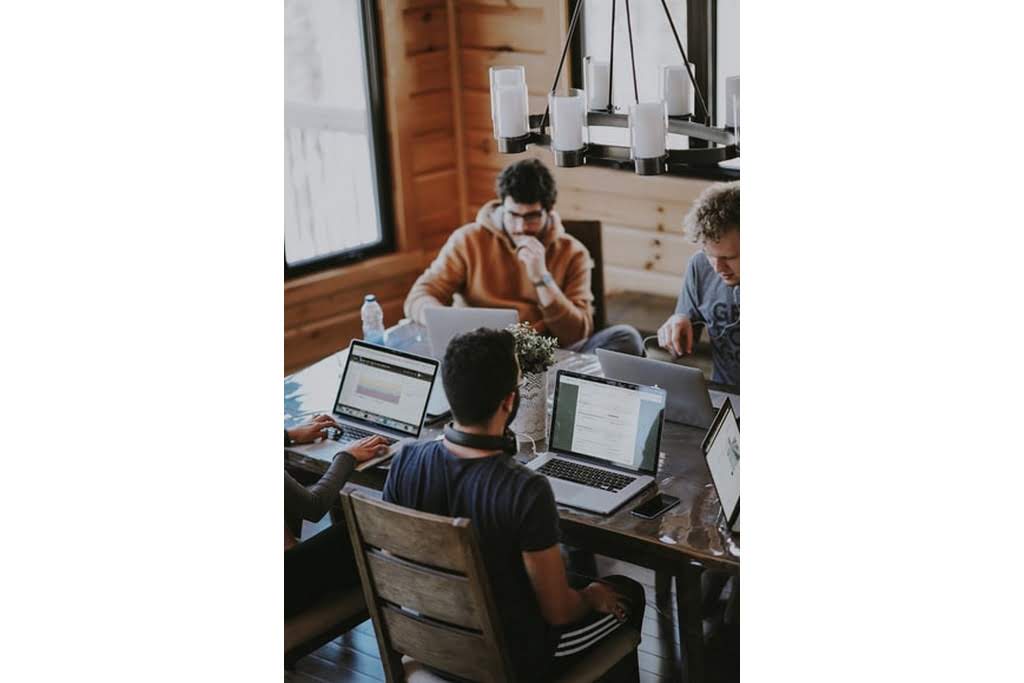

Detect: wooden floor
285,555,738,683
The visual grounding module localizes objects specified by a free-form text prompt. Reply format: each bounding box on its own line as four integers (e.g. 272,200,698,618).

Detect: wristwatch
533,272,555,289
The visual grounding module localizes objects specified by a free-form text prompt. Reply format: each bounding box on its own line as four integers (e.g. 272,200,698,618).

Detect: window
581,0,689,110
579,0,689,147
715,0,740,132
284,0,392,277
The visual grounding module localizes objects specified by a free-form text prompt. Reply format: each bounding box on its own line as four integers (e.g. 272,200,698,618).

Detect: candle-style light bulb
660,64,693,116
489,66,530,152
549,88,587,167
629,101,668,175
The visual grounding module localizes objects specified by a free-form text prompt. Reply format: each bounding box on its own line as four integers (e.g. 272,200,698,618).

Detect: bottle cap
364,294,377,302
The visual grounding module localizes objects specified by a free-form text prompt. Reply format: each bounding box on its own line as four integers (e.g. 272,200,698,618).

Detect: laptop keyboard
538,458,636,493
332,426,396,446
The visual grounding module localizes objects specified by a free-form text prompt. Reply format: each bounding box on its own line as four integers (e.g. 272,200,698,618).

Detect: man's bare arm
521,545,626,625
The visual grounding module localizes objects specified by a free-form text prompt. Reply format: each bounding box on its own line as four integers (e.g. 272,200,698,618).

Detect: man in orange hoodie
404,159,643,355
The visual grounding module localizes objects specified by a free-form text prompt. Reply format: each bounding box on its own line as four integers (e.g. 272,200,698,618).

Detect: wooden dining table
285,322,739,683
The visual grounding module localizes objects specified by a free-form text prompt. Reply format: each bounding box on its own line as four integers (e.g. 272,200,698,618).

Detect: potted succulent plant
507,322,559,442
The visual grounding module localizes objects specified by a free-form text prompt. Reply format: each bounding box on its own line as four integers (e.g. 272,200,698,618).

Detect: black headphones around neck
444,423,518,455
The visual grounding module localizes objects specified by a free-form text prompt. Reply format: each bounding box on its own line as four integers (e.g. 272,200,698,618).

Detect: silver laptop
422,307,519,418
526,370,667,515
597,348,715,428
288,341,438,464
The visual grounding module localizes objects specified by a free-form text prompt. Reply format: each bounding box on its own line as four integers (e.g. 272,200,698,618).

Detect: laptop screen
703,400,740,525
549,372,665,474
424,307,519,360
334,343,437,436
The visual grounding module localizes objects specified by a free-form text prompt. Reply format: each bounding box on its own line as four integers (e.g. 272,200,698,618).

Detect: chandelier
488,0,738,176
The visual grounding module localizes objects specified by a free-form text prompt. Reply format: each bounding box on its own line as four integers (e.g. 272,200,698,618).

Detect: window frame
285,0,395,280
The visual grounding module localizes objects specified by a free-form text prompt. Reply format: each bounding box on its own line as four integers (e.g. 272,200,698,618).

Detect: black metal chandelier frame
495,0,739,176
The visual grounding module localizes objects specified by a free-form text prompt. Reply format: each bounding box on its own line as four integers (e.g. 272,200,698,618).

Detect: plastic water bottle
361,294,386,346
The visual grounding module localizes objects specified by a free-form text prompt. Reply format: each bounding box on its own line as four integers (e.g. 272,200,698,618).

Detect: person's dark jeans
284,523,361,618
569,324,643,356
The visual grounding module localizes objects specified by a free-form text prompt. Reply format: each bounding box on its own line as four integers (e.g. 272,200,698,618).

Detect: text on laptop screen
335,345,435,435
549,374,665,473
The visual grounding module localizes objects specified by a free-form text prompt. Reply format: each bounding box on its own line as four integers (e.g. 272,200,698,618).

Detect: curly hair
683,182,740,244
495,159,558,210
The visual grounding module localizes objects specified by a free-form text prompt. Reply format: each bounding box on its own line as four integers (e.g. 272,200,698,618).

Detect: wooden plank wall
553,167,711,298
286,0,720,373
454,0,564,223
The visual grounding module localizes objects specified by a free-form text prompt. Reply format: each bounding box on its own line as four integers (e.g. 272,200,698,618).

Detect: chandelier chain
660,0,710,124
607,0,616,110
539,0,586,134
624,0,639,104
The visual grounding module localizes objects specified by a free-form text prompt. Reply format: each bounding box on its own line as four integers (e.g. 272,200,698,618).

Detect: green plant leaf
506,322,559,375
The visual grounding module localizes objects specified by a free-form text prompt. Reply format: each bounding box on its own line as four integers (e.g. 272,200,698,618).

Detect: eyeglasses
504,208,547,225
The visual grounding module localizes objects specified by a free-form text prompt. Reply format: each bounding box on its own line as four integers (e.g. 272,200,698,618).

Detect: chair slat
367,551,481,630
351,494,470,572
382,605,505,683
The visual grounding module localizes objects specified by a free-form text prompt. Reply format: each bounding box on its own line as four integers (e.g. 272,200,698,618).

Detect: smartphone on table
630,493,681,519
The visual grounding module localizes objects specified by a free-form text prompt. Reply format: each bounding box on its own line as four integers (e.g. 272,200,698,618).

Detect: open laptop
702,399,740,534
422,307,519,419
597,348,716,428
287,341,438,469
526,370,667,515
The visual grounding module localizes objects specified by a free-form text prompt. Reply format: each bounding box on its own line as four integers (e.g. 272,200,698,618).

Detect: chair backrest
342,491,515,683
561,219,606,332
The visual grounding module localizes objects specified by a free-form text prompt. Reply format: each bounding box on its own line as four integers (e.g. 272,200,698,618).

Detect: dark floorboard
293,647,381,683
312,638,386,680
287,552,737,682
285,671,332,683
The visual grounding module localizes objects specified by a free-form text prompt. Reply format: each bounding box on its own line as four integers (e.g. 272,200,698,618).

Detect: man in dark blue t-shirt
383,328,644,681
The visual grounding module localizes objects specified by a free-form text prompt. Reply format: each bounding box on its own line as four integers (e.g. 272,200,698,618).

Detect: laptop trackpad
550,479,600,509
289,437,402,468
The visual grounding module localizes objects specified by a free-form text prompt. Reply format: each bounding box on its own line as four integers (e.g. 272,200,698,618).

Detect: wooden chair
342,491,641,683
562,219,607,332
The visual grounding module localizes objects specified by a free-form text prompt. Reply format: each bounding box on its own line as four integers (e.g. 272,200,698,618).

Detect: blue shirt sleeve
516,477,561,552
675,253,705,322
382,449,404,504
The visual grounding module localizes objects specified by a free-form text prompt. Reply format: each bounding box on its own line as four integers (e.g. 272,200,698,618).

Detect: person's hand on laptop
287,414,341,444
343,435,392,462
657,313,694,357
